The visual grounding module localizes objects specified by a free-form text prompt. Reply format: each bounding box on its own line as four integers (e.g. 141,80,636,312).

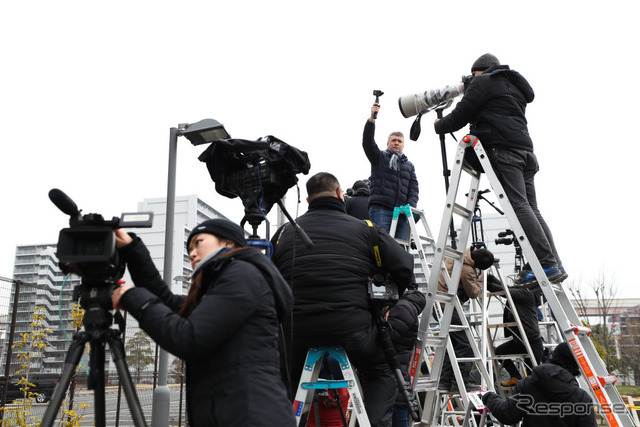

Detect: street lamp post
152,119,229,427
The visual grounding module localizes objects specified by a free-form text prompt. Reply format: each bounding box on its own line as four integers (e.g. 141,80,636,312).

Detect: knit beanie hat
470,248,495,270
471,53,500,73
550,342,580,376
187,219,247,249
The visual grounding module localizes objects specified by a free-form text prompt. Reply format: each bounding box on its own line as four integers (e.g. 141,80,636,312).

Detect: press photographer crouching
111,219,295,426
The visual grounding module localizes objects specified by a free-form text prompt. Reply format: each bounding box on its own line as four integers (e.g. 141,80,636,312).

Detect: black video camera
49,189,153,282
367,274,399,308
495,229,515,246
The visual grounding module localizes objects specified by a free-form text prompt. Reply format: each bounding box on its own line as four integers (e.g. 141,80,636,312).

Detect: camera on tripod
494,229,515,246
367,274,399,308
49,189,153,282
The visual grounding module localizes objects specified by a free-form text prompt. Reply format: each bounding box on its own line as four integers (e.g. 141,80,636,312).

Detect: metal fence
0,276,188,426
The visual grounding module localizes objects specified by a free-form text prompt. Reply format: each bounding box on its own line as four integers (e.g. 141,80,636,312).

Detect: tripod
371,307,420,422
41,283,147,427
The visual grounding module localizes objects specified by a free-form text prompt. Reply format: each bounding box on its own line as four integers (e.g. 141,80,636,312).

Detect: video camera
495,229,515,246
367,274,399,308
197,135,311,245
49,189,153,282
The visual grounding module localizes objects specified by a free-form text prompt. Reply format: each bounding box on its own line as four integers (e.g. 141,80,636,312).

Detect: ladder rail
465,135,635,427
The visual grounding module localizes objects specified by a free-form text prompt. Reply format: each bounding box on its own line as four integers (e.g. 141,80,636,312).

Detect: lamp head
181,118,230,145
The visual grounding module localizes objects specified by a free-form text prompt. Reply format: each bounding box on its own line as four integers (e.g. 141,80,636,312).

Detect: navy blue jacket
434,65,535,152
363,120,419,209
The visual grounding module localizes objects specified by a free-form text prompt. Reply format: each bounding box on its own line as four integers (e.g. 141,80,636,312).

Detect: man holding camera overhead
271,172,415,427
434,53,566,287
363,103,419,240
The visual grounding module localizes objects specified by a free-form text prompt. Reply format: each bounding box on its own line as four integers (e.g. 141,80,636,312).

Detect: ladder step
302,379,352,390
452,203,473,218
442,246,464,261
425,336,447,348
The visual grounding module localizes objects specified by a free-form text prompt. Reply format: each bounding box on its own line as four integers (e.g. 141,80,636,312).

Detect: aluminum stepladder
436,134,636,426
407,183,495,425
477,262,541,391
293,346,370,427
391,206,486,425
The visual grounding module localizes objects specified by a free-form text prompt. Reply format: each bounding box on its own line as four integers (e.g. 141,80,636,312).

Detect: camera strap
364,220,383,273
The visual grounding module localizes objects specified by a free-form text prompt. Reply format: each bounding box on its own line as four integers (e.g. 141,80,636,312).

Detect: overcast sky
2,1,638,299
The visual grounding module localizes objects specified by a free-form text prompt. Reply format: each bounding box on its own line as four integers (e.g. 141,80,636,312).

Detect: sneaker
500,377,520,387
513,266,562,287
554,267,569,283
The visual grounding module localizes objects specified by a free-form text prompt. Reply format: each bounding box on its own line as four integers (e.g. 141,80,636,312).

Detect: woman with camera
111,219,295,426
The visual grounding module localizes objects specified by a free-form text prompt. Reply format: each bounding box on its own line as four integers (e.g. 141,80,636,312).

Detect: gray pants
486,147,561,268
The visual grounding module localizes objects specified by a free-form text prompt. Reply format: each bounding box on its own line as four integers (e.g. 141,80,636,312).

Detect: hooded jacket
345,186,370,220
434,65,535,152
438,248,482,302
363,120,419,209
482,363,596,426
118,237,295,426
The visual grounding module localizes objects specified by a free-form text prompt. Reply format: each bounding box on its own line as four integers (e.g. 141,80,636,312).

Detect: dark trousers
487,147,561,268
290,325,396,427
369,204,409,240
495,336,543,379
440,310,473,385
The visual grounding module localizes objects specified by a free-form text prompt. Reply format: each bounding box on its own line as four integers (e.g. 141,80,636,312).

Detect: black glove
481,391,495,405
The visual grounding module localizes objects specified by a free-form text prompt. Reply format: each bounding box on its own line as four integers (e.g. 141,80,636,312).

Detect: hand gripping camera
49,188,153,282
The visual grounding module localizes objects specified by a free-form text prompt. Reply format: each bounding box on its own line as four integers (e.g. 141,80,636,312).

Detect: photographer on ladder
271,172,415,427
434,53,567,287
364,101,419,239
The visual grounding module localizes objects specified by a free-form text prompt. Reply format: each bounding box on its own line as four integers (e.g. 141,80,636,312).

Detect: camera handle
371,308,420,422
372,90,384,119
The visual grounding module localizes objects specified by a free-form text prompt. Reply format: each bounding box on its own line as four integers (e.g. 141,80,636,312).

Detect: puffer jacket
434,64,535,152
118,237,295,426
482,363,596,426
437,248,482,302
271,196,415,341
363,120,419,209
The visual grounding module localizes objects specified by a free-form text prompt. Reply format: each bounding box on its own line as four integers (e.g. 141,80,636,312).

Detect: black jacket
362,120,419,209
434,65,535,152
482,363,596,426
118,238,295,426
271,196,415,341
487,278,541,341
345,187,370,220
387,289,426,407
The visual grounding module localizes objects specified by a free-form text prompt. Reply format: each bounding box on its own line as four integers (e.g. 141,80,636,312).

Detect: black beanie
550,342,580,376
187,219,247,249
471,53,500,73
470,248,495,270
352,180,369,191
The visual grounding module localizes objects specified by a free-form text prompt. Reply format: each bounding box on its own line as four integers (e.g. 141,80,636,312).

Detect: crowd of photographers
108,53,589,427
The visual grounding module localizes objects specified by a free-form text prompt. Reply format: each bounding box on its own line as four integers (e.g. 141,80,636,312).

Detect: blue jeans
392,406,408,427
369,204,409,240
487,147,561,268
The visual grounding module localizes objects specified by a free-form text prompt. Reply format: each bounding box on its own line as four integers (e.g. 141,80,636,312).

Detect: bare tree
567,269,619,371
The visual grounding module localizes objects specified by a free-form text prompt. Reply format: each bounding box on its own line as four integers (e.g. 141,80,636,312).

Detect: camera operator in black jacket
111,220,295,426
481,341,596,426
271,172,415,427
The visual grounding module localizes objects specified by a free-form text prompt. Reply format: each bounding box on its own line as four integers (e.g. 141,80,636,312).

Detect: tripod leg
108,333,148,427
41,332,90,427
90,340,107,427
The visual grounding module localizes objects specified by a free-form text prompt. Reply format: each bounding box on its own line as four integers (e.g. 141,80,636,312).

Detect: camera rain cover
198,135,311,211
